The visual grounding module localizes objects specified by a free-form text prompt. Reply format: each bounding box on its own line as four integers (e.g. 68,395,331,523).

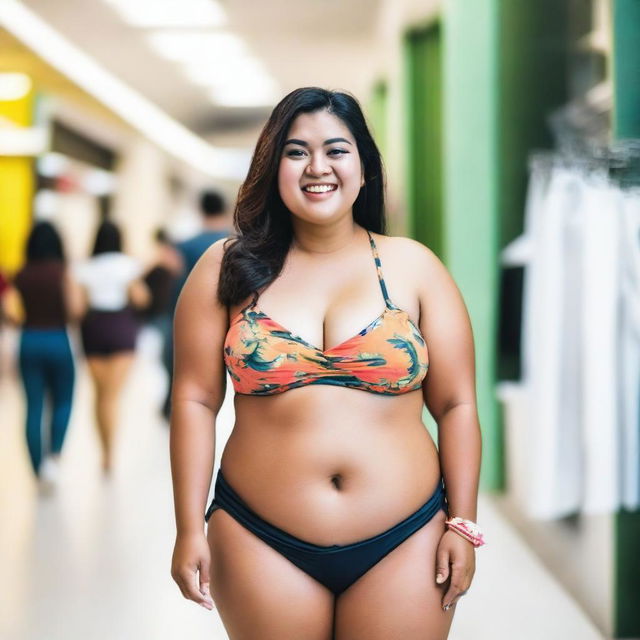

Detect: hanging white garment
580,177,621,514
521,165,584,519
618,189,640,510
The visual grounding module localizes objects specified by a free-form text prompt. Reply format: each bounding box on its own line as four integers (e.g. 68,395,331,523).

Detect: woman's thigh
207,509,334,640
334,509,455,640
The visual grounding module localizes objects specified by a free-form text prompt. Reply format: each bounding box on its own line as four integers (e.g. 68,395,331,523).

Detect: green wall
498,1,570,247
405,24,444,259
442,0,502,491
613,0,640,140
613,2,640,636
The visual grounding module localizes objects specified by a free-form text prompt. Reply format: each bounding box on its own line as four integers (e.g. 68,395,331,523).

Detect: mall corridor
0,327,603,640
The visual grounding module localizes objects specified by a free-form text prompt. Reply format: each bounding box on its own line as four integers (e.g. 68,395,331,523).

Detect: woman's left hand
435,529,476,611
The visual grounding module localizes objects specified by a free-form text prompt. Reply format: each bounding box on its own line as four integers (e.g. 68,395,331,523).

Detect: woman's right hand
171,532,215,610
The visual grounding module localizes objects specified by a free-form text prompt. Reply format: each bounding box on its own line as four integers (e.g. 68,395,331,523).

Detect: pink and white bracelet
444,517,486,548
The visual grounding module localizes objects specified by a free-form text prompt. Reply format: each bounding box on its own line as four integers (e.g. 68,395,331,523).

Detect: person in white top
74,220,149,474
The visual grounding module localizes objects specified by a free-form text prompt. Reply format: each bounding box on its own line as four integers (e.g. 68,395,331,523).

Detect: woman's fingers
171,534,214,610
171,563,214,610
435,545,450,584
442,561,473,611
198,556,214,609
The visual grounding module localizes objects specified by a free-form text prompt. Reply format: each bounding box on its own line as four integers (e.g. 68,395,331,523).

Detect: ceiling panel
19,0,380,137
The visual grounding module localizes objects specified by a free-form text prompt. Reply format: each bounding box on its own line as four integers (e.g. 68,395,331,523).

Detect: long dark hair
92,220,122,255
25,221,65,262
218,87,386,307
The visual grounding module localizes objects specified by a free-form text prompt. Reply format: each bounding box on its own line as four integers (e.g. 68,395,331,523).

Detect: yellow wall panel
0,84,34,275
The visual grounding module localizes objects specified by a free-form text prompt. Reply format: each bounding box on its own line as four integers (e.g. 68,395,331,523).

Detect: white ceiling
20,0,381,139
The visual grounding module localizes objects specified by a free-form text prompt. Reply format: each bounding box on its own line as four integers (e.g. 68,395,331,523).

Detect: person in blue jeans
7,221,83,490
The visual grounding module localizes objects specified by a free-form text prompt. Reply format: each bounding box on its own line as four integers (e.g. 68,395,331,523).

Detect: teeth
304,185,336,193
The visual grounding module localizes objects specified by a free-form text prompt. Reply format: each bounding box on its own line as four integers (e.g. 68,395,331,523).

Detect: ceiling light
0,0,251,179
146,31,245,62
209,77,280,107
102,0,226,28
183,57,266,87
0,72,32,101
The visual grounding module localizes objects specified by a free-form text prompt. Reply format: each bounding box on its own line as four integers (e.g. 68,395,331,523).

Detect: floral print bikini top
224,231,429,396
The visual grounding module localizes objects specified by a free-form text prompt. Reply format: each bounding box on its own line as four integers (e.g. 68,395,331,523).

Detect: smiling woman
278,113,365,219
170,87,483,640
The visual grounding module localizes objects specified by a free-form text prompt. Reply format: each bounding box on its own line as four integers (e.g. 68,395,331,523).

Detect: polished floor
0,327,604,640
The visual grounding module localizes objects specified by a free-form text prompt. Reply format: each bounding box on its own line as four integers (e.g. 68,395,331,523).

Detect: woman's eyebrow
284,137,353,147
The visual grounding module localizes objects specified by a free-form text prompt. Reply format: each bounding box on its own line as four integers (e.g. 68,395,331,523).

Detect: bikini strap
366,230,395,309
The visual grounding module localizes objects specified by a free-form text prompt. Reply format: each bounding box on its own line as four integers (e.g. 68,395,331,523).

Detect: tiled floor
0,327,604,640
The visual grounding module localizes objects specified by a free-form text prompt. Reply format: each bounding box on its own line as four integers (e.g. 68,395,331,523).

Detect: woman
8,221,82,490
170,88,483,639
74,220,149,474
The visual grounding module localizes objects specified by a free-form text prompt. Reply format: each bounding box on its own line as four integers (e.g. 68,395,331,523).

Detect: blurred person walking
175,190,231,284
141,229,183,326
74,220,149,474
162,190,231,418
139,228,183,414
5,221,83,492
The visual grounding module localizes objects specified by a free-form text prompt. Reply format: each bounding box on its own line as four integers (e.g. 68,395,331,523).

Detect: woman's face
277,109,364,225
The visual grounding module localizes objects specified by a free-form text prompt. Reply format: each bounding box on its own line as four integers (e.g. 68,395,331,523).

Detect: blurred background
1,0,639,638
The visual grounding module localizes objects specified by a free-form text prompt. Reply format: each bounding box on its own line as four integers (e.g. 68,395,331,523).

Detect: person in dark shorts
74,220,149,474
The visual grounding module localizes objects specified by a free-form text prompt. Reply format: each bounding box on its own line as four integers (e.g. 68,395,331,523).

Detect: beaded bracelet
444,517,486,548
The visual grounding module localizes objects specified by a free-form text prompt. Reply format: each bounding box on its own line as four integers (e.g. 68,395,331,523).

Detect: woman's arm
170,238,228,610
127,278,151,309
410,239,482,611
415,244,481,520
62,268,86,322
1,286,24,325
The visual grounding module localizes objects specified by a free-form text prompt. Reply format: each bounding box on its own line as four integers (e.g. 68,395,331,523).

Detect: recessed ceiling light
184,57,266,87
209,77,280,107
102,0,226,28
146,31,245,62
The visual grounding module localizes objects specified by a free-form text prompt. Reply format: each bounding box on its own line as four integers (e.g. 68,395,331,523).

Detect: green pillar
498,0,569,247
613,3,640,636
404,23,444,259
613,0,640,139
442,0,502,490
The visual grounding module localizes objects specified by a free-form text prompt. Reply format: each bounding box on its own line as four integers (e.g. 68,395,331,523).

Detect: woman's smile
301,182,339,200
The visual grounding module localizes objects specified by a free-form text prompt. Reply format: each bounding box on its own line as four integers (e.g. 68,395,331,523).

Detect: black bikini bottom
205,470,448,595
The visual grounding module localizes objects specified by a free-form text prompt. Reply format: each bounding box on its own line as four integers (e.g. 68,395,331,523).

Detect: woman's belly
219,386,441,545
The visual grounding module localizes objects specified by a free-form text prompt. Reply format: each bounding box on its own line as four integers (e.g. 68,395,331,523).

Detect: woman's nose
305,153,331,176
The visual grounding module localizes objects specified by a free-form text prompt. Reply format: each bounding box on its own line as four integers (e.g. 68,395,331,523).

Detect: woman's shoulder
182,237,229,290
372,233,457,302
196,237,229,268
373,233,443,271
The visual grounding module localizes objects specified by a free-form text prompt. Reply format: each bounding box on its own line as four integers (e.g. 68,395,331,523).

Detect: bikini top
223,231,429,396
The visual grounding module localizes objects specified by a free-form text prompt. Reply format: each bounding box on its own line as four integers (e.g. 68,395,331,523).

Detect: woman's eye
285,148,348,158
